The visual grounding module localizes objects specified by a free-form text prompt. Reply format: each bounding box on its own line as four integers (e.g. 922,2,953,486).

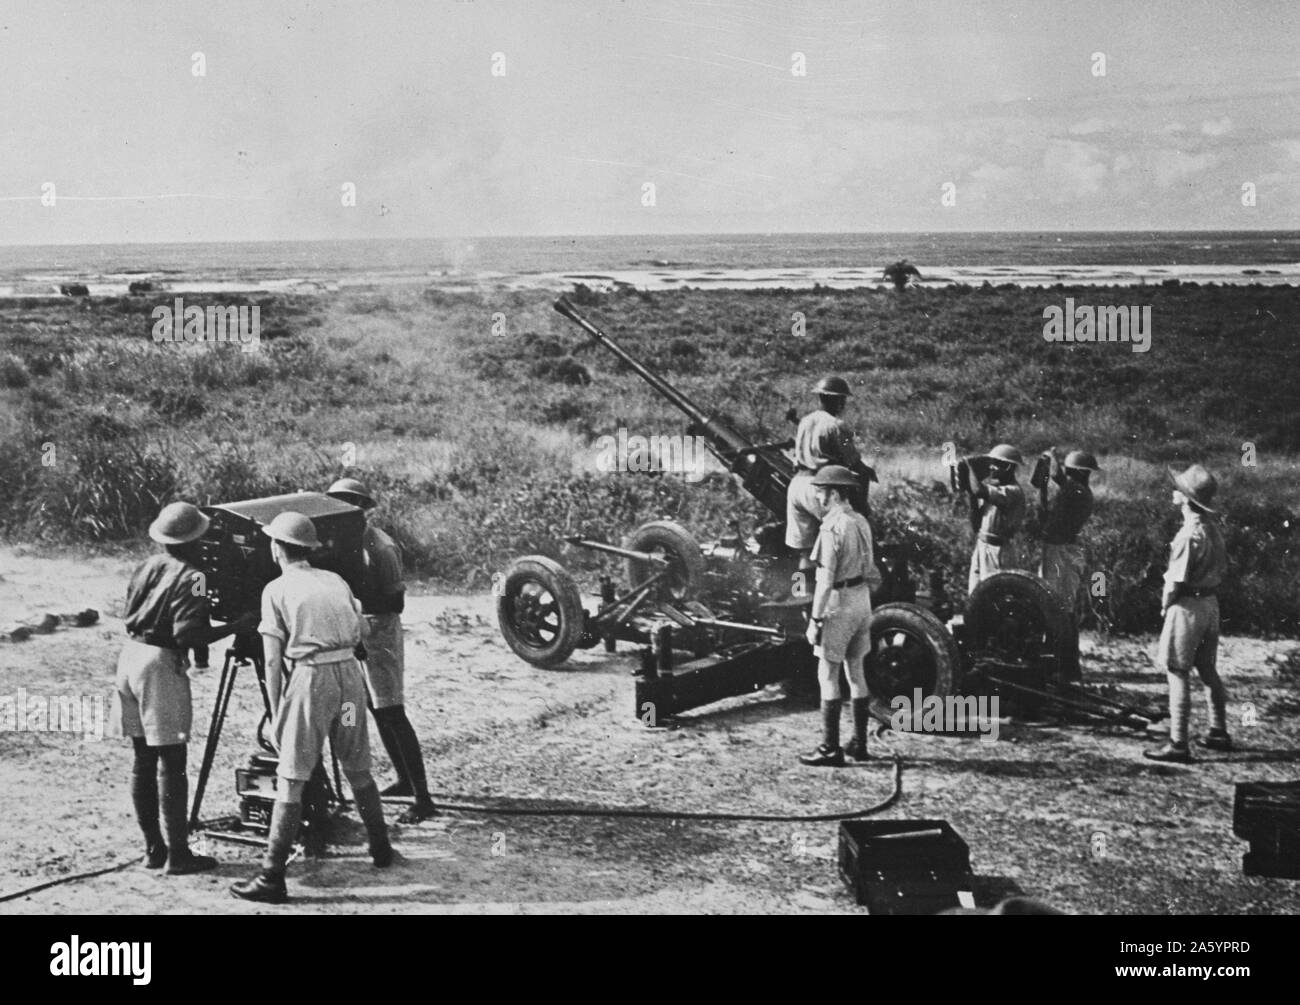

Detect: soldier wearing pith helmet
1036,449,1100,680
959,443,1027,593
230,510,392,904
1144,464,1230,764
786,376,868,569
326,478,436,823
799,464,883,768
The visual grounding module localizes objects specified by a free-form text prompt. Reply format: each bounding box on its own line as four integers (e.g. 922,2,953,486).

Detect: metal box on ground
234,751,333,851
838,819,974,914
194,492,366,623
1233,780,1300,880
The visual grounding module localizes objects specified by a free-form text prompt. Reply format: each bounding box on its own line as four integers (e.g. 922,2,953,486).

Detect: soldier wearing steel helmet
799,465,883,768
110,501,257,874
1036,449,1100,680
786,376,870,570
231,511,392,904
326,477,437,823
959,443,1027,593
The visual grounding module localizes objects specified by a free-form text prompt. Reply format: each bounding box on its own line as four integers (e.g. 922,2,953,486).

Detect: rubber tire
965,570,1072,672
863,602,961,724
622,520,705,602
496,555,587,668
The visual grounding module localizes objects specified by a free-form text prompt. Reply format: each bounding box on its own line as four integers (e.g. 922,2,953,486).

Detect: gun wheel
623,520,705,602
863,603,960,723
497,556,586,668
965,570,1071,678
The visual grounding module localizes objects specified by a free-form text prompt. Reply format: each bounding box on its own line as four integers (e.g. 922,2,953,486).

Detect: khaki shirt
359,525,405,614
793,409,861,471
259,562,364,662
810,505,875,584
1165,512,1226,590
1041,478,1093,545
124,552,212,649
977,481,1026,543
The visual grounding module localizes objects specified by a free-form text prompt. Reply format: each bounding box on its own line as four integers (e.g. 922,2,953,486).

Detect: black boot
844,698,871,762
353,782,394,867
230,801,300,904
1143,741,1192,764
800,700,845,767
372,707,413,797
130,740,167,868
159,745,217,875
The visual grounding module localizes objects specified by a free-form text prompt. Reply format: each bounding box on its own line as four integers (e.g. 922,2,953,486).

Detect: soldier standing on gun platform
959,443,1027,593
326,478,437,823
799,465,882,767
231,511,392,904
1035,449,1099,680
1144,464,1231,764
786,377,866,573
110,501,256,874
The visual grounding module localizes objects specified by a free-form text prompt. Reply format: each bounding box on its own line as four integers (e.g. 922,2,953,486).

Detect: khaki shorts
968,542,1003,594
785,470,826,550
109,640,193,746
273,656,373,782
1157,596,1219,674
362,613,405,709
816,584,873,665
1039,543,1084,619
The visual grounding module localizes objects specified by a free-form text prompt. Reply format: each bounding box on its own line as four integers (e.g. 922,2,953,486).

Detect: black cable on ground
0,758,904,902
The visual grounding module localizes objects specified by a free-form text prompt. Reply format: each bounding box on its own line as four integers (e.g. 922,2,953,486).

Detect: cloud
1042,140,1107,197
1201,116,1233,136
1070,118,1109,135
1149,149,1219,187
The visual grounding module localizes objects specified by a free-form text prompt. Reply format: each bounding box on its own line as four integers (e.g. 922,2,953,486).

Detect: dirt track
1,546,1298,915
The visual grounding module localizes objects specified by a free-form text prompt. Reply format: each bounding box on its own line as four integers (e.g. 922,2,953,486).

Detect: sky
0,0,1297,243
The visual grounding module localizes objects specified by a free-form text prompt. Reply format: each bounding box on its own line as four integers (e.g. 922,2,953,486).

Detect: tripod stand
189,631,346,837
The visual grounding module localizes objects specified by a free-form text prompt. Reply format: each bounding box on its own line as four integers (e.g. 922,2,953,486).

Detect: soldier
110,501,256,873
786,377,867,570
231,512,392,904
1144,465,1230,764
1036,449,1100,681
326,478,437,823
799,465,882,767
959,443,1026,593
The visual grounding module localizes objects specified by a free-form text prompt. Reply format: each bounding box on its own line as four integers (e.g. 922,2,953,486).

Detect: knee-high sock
851,698,870,749
372,707,409,787
1197,665,1228,732
351,779,391,860
1166,668,1191,746
262,800,303,876
131,738,164,852
821,700,842,749
390,712,431,801
158,744,192,864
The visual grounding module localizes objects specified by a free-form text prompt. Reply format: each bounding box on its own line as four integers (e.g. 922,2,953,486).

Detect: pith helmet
813,376,851,397
984,444,1023,467
264,511,321,549
326,477,375,509
1169,464,1217,513
1064,450,1100,472
149,502,210,545
812,464,860,489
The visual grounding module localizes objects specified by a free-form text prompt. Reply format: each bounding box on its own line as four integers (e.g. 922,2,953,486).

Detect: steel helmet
813,376,851,397
811,464,860,489
326,477,376,509
1169,464,1217,513
264,511,321,549
1063,450,1100,472
984,444,1024,467
149,502,210,545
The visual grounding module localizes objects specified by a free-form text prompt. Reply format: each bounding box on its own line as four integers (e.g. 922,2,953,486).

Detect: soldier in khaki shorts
786,376,866,566
1144,464,1230,764
960,443,1027,593
230,512,392,904
326,479,436,823
799,465,882,767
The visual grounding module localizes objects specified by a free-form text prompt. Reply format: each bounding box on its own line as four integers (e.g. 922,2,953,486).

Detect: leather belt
833,576,866,590
292,646,357,667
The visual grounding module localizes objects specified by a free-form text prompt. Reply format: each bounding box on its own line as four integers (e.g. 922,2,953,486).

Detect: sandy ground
1,545,1298,915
